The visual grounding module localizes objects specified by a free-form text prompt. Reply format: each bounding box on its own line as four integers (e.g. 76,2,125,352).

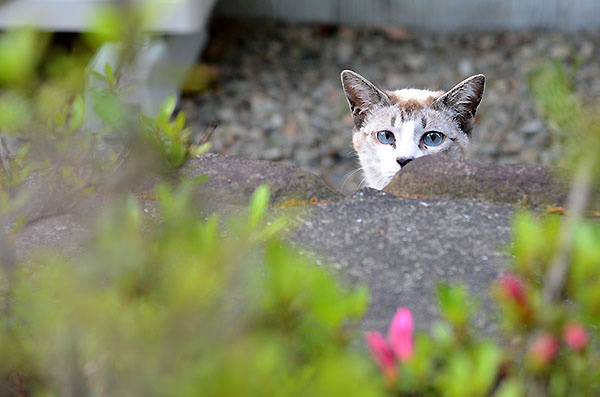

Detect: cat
341,70,485,190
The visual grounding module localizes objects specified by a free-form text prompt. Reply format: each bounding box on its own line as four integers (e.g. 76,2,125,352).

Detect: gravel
182,19,600,193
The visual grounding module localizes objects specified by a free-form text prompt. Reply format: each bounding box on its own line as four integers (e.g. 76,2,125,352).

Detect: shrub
0,183,382,396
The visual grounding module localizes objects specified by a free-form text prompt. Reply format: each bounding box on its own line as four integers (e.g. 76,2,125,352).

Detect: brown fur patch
352,132,366,151
386,91,443,120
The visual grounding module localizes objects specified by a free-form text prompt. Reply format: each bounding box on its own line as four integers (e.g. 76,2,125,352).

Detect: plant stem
542,160,593,304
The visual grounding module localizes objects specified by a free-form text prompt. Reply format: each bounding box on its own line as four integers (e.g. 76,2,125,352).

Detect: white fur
353,101,470,190
388,89,441,102
354,109,428,190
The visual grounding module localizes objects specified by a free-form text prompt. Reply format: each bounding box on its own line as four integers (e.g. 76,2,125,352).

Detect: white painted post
0,0,218,132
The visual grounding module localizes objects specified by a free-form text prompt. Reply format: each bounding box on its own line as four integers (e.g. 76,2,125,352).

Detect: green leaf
405,334,435,390
248,185,270,231
68,95,86,132
92,91,130,132
14,142,30,163
472,342,502,395
193,142,211,157
123,196,141,227
436,283,476,329
437,351,472,396
53,105,68,128
0,92,30,131
87,5,125,44
139,114,156,133
255,216,288,241
169,142,187,168
89,70,109,84
0,28,48,86
431,321,454,347
198,214,219,252
174,111,186,133
104,62,116,87
347,285,369,319
188,175,209,186
158,94,176,122
493,379,524,397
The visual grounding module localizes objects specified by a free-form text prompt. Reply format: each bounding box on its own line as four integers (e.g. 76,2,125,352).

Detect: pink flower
366,331,397,380
498,272,527,305
563,323,588,351
365,307,415,380
529,333,559,364
389,307,414,362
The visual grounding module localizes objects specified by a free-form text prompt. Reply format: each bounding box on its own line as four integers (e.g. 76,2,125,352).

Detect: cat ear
341,70,391,128
432,74,485,135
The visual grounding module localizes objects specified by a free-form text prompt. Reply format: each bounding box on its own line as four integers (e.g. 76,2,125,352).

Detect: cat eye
376,130,395,145
422,131,444,147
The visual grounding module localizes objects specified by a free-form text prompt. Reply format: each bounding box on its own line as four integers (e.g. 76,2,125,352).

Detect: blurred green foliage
0,5,383,395
529,60,600,172
500,212,600,396
382,283,503,397
0,183,380,395
0,27,206,222
140,94,209,169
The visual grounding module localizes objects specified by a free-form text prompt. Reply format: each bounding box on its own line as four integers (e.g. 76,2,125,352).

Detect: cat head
341,70,485,189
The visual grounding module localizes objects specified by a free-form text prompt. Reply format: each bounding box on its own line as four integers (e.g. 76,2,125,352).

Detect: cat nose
396,157,413,167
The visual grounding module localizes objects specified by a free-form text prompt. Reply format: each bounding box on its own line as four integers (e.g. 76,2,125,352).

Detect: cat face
341,71,485,190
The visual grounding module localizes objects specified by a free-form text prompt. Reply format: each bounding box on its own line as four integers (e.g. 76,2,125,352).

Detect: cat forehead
357,89,442,127
363,98,456,133
387,88,444,103
364,107,422,130
385,89,445,118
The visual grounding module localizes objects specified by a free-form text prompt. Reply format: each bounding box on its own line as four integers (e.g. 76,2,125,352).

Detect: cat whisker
341,167,362,193
374,172,396,190
357,175,369,190
375,175,388,190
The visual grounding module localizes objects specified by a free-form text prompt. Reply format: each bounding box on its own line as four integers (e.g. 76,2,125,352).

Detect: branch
542,160,593,304
19,183,97,230
0,218,17,322
196,120,218,147
0,136,14,197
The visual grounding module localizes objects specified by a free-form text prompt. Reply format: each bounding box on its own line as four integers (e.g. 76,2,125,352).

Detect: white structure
216,0,600,32
0,0,215,33
0,0,218,130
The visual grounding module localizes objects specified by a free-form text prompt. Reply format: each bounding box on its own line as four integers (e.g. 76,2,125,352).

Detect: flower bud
563,323,588,351
389,307,414,362
498,272,527,306
529,333,559,365
366,331,397,380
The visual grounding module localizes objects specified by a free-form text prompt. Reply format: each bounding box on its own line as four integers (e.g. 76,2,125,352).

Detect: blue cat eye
422,131,444,147
376,130,395,145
